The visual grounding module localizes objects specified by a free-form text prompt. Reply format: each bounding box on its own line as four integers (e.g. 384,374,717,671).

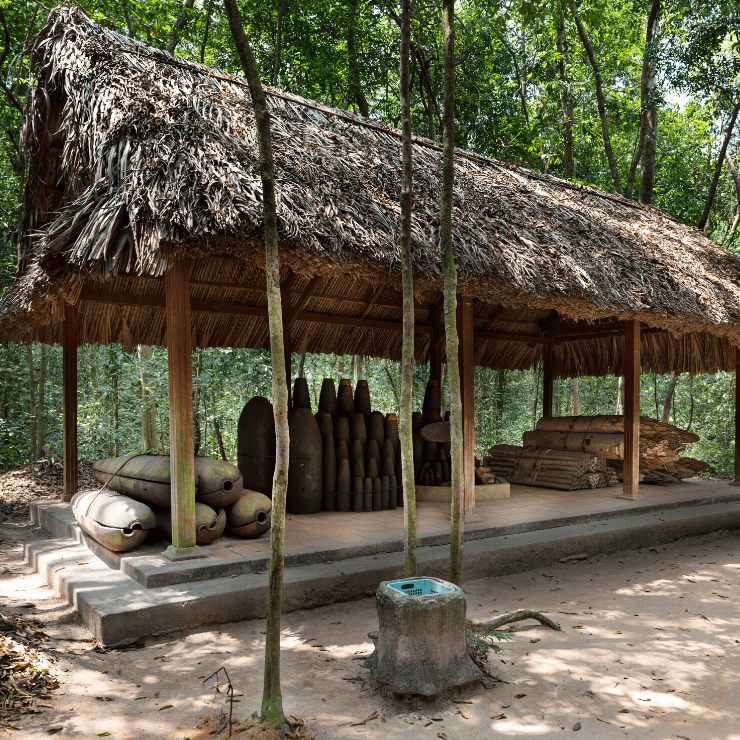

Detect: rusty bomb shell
293,377,312,410
194,457,243,508
385,413,400,456
318,378,337,415
383,438,395,464
333,416,350,450
91,455,172,508
287,407,323,515
156,502,226,546
372,477,382,511
353,476,364,512
368,411,385,447
382,455,395,479
316,412,334,443
237,396,276,497
389,474,398,509
350,438,364,462
71,489,155,552
412,412,423,436
322,492,336,512
363,477,373,512
423,379,441,414
350,413,368,454
323,434,337,494
336,457,351,495
336,439,349,463
337,379,354,418
366,457,379,480
225,489,272,539
353,379,372,417
352,455,365,481
381,475,390,510
424,439,439,464
366,438,381,469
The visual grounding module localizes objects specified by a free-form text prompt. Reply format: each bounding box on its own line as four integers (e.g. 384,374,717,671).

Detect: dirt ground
1,478,739,739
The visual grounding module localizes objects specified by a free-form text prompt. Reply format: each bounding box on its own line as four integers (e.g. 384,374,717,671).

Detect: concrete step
26,498,740,646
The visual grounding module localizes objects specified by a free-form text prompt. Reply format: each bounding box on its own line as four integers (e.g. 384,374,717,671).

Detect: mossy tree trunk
27,346,36,460
399,0,416,577
37,344,47,455
223,0,289,733
441,0,464,586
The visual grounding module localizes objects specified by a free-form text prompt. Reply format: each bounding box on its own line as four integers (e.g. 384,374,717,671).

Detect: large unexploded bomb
225,490,272,538
237,396,276,497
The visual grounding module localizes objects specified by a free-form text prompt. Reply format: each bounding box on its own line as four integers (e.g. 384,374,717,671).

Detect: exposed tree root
468,609,562,632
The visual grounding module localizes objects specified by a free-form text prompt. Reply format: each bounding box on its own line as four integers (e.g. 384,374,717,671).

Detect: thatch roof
2,4,740,377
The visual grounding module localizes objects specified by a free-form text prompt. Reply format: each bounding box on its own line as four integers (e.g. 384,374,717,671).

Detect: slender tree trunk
213,418,228,460
615,375,624,415
272,2,286,85
399,0,417,577
138,345,158,452
699,100,740,231
223,1,288,732
27,346,36,460
112,368,119,457
347,0,369,116
297,352,306,379
569,1,621,193
441,362,448,417
167,0,195,55
121,0,135,37
569,377,581,415
384,359,400,409
351,354,363,384
441,0,464,586
686,374,695,432
555,5,574,179
37,345,47,455
200,0,214,63
194,350,202,455
637,0,661,205
660,371,678,423
89,346,99,403
494,369,506,443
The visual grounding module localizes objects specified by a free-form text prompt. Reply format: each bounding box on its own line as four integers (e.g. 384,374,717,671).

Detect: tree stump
365,577,482,697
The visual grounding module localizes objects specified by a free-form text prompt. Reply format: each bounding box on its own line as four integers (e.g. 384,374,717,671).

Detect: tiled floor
233,477,736,556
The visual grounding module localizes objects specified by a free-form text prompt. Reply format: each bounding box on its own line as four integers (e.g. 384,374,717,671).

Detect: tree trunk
213,418,228,461
660,371,678,423
352,354,363,384
441,0,464,586
297,352,306,379
494,369,506,443
112,364,119,457
637,0,661,205
138,345,158,452
615,375,624,415
194,350,202,455
441,362,448,417
570,377,581,416
27,346,36,460
167,0,195,54
37,344,47,456
699,100,740,231
89,346,99,403
272,2,286,85
121,0,136,37
347,0,369,116
555,4,574,179
399,0,417,578
200,0,214,63
223,0,288,732
383,359,400,409
686,374,695,432
569,1,621,193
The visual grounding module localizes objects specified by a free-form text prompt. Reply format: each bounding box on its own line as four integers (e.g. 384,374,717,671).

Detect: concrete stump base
365,577,482,697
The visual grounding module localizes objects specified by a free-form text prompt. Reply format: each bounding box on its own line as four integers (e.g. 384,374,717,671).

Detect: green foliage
467,624,512,660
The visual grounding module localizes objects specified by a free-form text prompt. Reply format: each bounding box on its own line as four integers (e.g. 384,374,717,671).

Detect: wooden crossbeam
483,304,506,331
285,276,321,327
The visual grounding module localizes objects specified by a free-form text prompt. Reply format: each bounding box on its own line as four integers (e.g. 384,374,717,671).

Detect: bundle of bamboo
484,445,619,491
526,416,706,484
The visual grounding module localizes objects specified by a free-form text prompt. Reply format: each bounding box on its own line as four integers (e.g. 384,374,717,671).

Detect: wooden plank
163,259,201,560
62,303,78,502
620,319,641,500
473,330,548,345
542,340,554,419
550,320,624,337
457,297,476,515
483,304,506,331
359,285,384,319
285,275,321,327
735,347,740,484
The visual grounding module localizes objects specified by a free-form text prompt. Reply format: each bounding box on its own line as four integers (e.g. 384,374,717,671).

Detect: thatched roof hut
2,4,740,377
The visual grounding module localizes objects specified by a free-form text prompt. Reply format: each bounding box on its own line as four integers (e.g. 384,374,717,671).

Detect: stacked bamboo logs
313,377,401,513
483,445,619,490
523,416,706,484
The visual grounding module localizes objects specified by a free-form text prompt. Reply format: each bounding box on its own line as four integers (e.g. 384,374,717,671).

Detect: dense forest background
0,0,738,473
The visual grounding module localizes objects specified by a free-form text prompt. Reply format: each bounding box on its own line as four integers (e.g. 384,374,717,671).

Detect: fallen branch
468,609,562,632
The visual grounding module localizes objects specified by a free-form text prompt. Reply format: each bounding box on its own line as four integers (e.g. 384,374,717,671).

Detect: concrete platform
26,479,740,645
416,481,510,502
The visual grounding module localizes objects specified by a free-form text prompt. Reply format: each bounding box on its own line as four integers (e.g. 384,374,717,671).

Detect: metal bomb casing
155,502,226,546
237,396,276,497
91,455,172,508
193,457,242,508
71,489,156,552
225,489,272,538
287,407,323,514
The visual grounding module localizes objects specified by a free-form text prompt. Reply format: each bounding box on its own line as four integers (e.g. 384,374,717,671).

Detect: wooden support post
733,347,740,486
280,272,295,408
619,319,641,500
163,258,201,561
457,297,475,515
62,303,78,502
542,340,554,419
429,302,442,386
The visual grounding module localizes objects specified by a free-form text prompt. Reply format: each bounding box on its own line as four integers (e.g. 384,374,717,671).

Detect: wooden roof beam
285,275,321,328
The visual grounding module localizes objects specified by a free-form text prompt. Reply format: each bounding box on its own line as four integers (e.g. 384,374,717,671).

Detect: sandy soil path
1,517,738,740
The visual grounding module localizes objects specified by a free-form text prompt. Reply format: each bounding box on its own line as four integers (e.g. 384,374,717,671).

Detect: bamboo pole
163,258,201,560
62,303,78,502
542,340,554,418
619,319,641,499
